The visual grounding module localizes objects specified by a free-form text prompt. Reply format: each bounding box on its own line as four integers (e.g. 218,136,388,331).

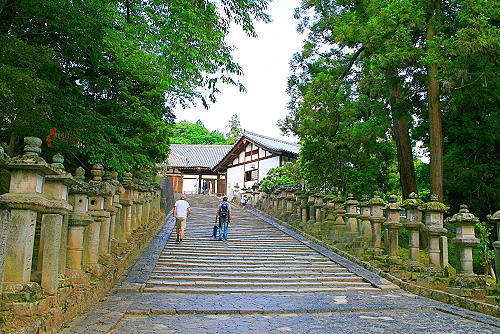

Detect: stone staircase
143,204,380,293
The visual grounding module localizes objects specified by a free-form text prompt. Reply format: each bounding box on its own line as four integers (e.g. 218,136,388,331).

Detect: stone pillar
86,164,110,275
368,191,386,256
102,186,117,255
314,192,324,224
136,184,144,229
401,192,424,268
329,192,346,244
383,195,402,262
300,192,309,224
131,185,139,234
353,195,372,256
340,194,359,250
40,155,76,294
0,137,57,289
448,205,480,275
310,192,325,236
447,205,486,297
0,149,8,291
110,171,124,254
0,209,11,292
142,190,151,227
487,209,500,283
292,189,302,222
307,192,316,224
285,189,295,220
121,172,134,242
67,167,93,284
322,194,336,240
420,194,448,271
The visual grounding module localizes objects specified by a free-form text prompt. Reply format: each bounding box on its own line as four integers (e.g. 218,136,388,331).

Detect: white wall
226,165,245,201
258,156,280,182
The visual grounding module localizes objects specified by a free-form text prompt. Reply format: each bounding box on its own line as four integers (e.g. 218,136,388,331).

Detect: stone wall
0,137,166,333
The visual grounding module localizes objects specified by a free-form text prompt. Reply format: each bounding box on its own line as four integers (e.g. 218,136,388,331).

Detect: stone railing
0,137,166,332
252,186,500,305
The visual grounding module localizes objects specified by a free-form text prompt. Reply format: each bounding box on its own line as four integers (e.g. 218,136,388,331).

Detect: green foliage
0,0,271,174
260,162,302,193
225,114,243,144
282,0,500,215
474,221,496,276
171,120,227,145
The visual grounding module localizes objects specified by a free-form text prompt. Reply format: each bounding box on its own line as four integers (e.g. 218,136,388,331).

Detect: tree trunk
7,133,21,158
388,74,418,201
426,0,444,201
393,117,417,200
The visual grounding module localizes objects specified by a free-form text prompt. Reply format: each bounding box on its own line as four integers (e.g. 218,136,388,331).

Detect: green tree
171,120,227,145
0,0,271,173
260,162,302,194
282,0,500,208
226,113,243,144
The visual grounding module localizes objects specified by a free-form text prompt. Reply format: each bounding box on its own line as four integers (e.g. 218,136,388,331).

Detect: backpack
219,202,229,218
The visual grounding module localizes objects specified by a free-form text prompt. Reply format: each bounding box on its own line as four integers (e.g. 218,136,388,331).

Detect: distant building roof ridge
243,130,300,147
167,144,233,169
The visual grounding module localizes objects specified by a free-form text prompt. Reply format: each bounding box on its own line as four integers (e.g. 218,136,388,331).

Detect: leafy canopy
0,0,271,174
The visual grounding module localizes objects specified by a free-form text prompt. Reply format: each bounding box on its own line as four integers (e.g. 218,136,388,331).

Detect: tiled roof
243,130,300,155
167,144,233,169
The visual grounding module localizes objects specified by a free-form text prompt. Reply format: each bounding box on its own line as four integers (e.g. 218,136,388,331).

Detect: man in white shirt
173,195,191,243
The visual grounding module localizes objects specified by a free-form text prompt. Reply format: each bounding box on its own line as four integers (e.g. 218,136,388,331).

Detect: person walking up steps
215,196,232,241
173,195,191,244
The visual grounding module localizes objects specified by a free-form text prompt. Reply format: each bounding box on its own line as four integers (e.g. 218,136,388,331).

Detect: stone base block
485,296,500,306
2,282,43,303
447,287,486,298
66,269,90,285
87,263,104,277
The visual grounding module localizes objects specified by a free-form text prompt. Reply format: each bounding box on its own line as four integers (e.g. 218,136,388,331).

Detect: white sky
174,0,304,143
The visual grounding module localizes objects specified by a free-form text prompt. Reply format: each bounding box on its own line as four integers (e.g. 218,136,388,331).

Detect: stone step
148,275,365,282
150,269,354,276
146,279,371,287
142,286,380,293
145,205,380,294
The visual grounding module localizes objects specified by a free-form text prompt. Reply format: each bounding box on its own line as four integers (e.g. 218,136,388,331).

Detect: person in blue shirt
215,196,232,241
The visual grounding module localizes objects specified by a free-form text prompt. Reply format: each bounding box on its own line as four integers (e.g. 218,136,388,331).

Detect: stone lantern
383,195,402,262
322,193,337,234
487,209,500,283
401,192,424,267
86,163,111,276
329,192,346,244
40,154,77,293
447,205,485,297
341,194,359,250
448,205,480,275
103,171,119,255
354,194,372,256
120,172,134,243
420,194,448,271
313,191,325,224
307,190,316,224
66,167,94,284
292,186,303,222
299,190,310,224
233,183,240,203
0,137,58,289
368,191,386,256
285,186,295,220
